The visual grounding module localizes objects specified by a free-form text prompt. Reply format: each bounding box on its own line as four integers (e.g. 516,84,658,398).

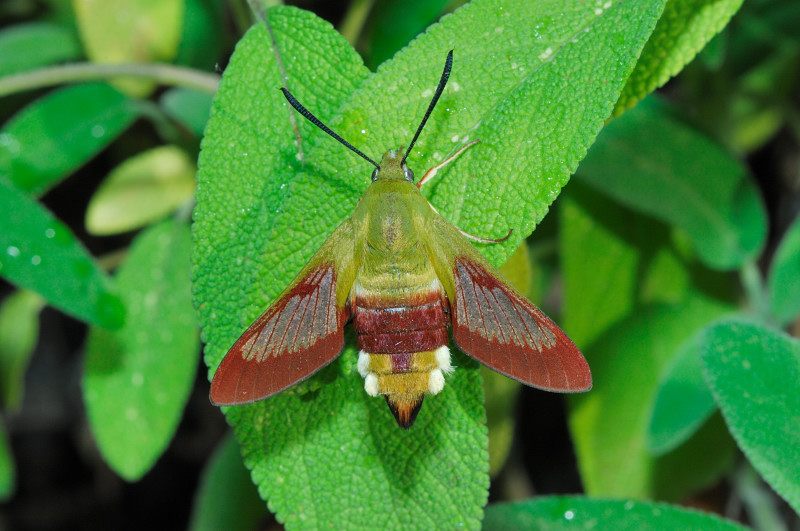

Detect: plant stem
733,461,787,531
740,260,770,321
0,63,220,99
339,0,376,46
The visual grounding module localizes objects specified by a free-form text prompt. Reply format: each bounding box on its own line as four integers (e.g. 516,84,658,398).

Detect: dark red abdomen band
354,298,449,354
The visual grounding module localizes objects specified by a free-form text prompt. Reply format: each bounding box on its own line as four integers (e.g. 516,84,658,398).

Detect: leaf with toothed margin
193,2,667,529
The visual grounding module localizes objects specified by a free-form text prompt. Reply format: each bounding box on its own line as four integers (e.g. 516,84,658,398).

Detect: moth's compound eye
403,167,415,183
371,168,380,181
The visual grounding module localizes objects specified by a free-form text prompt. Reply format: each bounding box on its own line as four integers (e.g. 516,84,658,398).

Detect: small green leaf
0,83,139,195
569,297,734,498
85,146,196,235
188,433,265,531
84,219,197,481
483,496,748,530
160,88,213,137
0,175,123,329
647,329,718,455
72,0,185,95
0,22,82,77
767,214,800,326
577,96,767,270
0,421,13,501
194,2,667,529
701,320,800,513
0,290,45,410
615,0,745,115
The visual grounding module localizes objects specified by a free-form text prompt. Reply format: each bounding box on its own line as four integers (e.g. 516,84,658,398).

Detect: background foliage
0,0,798,529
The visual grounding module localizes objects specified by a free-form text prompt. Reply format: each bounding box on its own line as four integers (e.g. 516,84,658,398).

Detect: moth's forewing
210,219,357,405
423,211,592,392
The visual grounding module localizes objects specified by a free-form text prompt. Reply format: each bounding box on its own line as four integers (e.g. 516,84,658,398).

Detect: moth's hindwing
210,219,356,405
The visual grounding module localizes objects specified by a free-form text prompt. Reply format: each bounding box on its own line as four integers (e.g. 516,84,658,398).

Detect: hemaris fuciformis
210,51,591,428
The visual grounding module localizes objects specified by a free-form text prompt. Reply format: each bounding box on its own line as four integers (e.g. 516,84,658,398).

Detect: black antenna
280,88,380,169
401,50,453,167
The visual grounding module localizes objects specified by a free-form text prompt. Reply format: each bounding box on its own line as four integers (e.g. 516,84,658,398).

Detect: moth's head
372,150,415,183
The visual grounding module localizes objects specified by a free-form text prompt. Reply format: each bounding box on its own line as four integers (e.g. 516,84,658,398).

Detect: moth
210,51,591,428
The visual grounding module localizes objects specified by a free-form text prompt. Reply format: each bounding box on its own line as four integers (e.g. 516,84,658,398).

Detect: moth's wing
424,214,591,392
210,218,357,405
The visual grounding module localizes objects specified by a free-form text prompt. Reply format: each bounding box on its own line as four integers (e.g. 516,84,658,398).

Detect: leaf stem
731,461,787,531
739,260,771,321
0,63,220,99
339,0,376,46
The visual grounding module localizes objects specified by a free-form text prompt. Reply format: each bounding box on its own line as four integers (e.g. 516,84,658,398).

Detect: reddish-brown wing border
210,264,349,405
451,258,591,392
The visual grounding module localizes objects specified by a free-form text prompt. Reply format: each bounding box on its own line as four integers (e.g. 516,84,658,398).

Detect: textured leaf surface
193,2,665,529
0,421,13,501
767,213,800,326
577,96,766,270
483,496,747,530
0,22,82,77
0,83,139,195
0,175,123,328
701,321,800,513
84,219,197,480
85,146,196,235
73,0,185,95
615,0,744,115
569,297,734,498
188,433,265,531
0,290,44,410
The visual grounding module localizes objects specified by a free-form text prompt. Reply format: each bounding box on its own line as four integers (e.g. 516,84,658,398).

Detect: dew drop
131,372,144,387
31,255,41,266
91,124,106,138
45,228,56,239
564,510,575,520
7,246,20,257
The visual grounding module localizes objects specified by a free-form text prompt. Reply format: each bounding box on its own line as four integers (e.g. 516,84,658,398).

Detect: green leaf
0,420,13,501
615,0,745,115
0,290,45,410
85,146,196,235
569,297,734,499
0,175,124,329
366,0,450,69
767,214,800,326
72,0,185,95
174,0,223,70
560,182,693,347
0,22,82,77
483,496,748,530
647,328,718,455
194,3,666,529
84,219,197,481
160,88,213,137
188,433,265,531
577,96,767,270
700,321,800,513
0,83,140,195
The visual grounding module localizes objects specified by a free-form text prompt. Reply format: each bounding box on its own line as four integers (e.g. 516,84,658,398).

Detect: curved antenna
401,50,453,167
280,88,380,169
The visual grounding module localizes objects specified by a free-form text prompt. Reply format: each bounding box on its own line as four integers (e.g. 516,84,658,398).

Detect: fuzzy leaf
767,213,800,326
577,96,767,270
85,146,196,235
84,219,197,481
193,2,666,529
615,0,744,115
483,496,747,530
72,0,185,95
700,321,800,513
569,297,735,499
0,175,124,329
188,433,265,531
0,22,82,77
0,290,45,410
0,83,140,195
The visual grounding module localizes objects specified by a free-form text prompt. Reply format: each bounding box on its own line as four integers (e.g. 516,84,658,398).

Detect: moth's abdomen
353,289,453,428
